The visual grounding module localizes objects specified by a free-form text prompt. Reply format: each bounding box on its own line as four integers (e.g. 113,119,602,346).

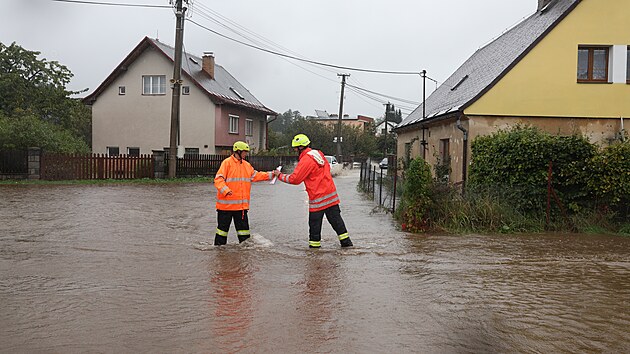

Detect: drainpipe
456,114,468,190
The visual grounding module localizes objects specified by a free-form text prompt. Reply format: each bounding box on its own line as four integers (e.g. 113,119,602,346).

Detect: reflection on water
1,173,629,352
209,250,256,352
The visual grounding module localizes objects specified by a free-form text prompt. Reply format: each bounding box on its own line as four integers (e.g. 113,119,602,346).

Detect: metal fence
167,154,298,177
0,150,28,176
358,157,402,213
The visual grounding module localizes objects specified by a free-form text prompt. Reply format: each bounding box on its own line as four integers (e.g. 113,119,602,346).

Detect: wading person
274,134,353,248
214,141,274,245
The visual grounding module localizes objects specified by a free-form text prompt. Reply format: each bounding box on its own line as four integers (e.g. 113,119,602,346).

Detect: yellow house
394,0,629,186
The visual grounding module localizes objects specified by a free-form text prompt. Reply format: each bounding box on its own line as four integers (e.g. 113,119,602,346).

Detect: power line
50,0,171,8
187,19,423,75
346,82,420,105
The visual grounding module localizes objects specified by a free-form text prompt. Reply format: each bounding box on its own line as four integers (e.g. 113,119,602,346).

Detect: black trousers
215,210,250,245
308,204,348,244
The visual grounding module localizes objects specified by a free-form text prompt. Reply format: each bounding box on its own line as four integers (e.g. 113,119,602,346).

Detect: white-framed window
627,46,630,83
229,115,239,134
127,147,140,156
107,146,120,156
142,75,166,95
182,86,190,95
245,119,253,136
118,86,126,95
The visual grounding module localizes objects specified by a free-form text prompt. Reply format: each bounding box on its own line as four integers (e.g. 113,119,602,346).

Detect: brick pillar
152,150,165,179
27,147,41,180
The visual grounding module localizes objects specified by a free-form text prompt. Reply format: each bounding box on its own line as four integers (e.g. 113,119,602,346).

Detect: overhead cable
50,0,171,8
187,19,423,75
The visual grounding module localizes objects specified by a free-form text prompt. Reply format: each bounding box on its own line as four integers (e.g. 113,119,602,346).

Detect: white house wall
92,47,216,155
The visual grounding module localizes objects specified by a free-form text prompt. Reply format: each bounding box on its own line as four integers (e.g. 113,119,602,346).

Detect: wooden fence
1,149,298,180
174,154,228,177
41,153,153,180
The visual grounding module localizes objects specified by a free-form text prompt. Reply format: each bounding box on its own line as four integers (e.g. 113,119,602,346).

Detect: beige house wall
397,115,623,184
92,47,216,155
396,118,467,184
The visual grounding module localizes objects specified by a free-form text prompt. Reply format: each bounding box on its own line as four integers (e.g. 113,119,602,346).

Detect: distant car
325,155,342,176
379,157,388,169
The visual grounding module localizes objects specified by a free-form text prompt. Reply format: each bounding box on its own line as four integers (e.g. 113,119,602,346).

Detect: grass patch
0,177,214,185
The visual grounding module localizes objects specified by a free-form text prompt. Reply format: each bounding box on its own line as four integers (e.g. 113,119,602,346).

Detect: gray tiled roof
149,38,276,115
396,0,580,130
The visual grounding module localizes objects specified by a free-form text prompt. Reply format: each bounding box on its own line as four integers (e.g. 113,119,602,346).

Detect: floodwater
1,170,629,353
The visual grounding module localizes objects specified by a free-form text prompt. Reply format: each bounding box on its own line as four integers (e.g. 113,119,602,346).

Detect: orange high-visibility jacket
277,147,340,212
214,155,272,211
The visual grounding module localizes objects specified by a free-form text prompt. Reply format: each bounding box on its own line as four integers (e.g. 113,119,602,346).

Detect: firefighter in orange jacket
214,141,273,245
274,134,353,248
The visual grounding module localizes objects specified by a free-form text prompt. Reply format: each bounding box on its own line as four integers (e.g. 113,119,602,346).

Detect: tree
269,109,302,134
0,42,91,150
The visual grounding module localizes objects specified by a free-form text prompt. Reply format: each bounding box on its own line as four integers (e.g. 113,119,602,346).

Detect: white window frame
107,146,119,156
245,119,254,136
182,86,190,95
229,115,239,134
142,75,166,95
118,86,126,95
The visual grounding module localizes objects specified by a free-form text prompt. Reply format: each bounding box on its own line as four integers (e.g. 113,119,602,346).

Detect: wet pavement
1,169,629,353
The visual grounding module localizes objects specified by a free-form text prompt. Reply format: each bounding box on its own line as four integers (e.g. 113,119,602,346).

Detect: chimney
538,0,554,12
202,52,215,79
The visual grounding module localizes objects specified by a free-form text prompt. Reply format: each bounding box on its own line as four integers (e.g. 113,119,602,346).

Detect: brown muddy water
1,170,629,353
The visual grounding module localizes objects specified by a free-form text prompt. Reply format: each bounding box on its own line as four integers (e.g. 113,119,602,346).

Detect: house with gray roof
84,37,277,156
394,0,629,185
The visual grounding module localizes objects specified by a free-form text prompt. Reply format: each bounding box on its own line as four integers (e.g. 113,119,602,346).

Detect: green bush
0,113,89,153
395,157,433,232
469,125,595,215
587,140,630,210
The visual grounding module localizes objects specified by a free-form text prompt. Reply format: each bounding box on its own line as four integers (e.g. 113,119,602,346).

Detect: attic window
189,57,198,65
230,87,245,99
450,75,469,91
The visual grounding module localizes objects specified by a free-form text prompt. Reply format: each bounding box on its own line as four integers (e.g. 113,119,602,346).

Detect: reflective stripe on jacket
214,155,272,211
278,148,340,212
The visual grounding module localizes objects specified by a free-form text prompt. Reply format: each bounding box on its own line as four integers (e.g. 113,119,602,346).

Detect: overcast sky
1,0,536,119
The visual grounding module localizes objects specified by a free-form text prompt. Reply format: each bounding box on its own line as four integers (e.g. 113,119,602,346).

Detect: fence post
379,168,383,206
372,166,376,200
153,150,165,179
27,147,41,180
392,169,397,213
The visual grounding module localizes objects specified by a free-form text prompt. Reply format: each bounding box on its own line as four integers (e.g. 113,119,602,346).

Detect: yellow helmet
233,141,250,152
292,134,311,147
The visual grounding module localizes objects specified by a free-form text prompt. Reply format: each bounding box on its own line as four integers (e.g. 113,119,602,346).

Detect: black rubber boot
214,235,227,246
340,238,353,247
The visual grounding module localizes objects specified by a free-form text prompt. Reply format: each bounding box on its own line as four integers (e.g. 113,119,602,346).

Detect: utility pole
383,102,391,156
336,73,350,163
168,0,186,178
420,69,428,160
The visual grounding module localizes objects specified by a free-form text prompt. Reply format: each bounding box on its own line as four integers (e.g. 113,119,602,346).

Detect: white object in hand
270,166,282,184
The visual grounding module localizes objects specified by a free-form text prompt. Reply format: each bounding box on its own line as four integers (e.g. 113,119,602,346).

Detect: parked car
325,155,342,176
379,157,388,169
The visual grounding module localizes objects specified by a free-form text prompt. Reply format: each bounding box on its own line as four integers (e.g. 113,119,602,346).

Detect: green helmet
233,141,250,152
292,134,311,147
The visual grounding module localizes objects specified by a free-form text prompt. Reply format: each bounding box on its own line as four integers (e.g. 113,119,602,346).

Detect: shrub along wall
469,125,597,214
396,125,629,233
